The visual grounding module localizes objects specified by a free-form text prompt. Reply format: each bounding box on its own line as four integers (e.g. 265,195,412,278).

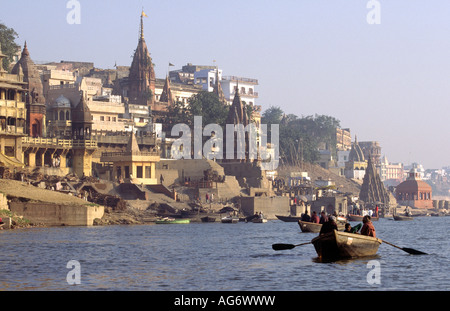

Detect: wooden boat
221,216,239,223
252,217,268,223
393,215,413,221
298,220,346,233
311,230,382,260
201,216,216,223
156,217,190,224
275,215,302,222
298,220,322,233
347,214,379,222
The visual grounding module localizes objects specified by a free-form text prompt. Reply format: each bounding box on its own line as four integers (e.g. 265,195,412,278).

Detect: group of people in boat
319,214,376,237
301,210,376,238
300,210,327,224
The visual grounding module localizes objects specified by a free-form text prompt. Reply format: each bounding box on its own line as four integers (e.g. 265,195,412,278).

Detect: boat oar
382,240,427,255
272,241,312,251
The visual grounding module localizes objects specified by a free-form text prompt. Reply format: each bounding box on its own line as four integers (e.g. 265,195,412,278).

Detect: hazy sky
1,0,449,169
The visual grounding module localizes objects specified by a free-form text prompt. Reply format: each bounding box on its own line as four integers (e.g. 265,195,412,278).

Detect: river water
0,216,449,291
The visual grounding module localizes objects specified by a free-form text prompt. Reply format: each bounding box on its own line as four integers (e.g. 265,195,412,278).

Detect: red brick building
395,169,433,209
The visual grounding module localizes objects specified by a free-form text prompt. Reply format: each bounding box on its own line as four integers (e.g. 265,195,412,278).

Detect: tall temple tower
127,10,156,107
71,92,96,177
11,42,46,137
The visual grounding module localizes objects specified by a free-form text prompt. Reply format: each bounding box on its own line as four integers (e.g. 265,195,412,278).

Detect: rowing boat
298,220,346,233
201,216,216,223
252,217,268,223
156,217,190,224
221,216,239,223
311,230,382,260
347,214,379,221
393,215,413,221
275,215,302,222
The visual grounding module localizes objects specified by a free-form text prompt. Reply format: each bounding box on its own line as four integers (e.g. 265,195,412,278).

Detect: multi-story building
380,155,404,185
0,43,27,167
336,128,351,151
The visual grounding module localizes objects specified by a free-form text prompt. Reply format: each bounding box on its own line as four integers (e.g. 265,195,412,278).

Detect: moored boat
311,230,382,260
221,216,239,223
156,217,190,224
201,216,216,223
393,215,413,221
298,220,346,233
347,214,379,222
275,215,302,222
252,217,268,223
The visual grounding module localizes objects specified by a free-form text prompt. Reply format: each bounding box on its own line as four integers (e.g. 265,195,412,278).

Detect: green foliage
0,23,20,72
262,106,341,165
167,91,229,130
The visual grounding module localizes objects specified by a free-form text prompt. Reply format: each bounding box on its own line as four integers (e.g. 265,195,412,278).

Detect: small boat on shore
347,214,379,222
311,230,382,260
393,215,413,221
275,215,302,222
298,220,346,233
155,217,190,224
201,216,216,223
221,216,239,223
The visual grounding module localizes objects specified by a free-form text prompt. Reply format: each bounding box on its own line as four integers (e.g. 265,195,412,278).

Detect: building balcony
100,150,160,163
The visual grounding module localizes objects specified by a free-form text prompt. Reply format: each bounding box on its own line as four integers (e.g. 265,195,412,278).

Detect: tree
187,91,229,126
260,106,341,166
0,23,20,72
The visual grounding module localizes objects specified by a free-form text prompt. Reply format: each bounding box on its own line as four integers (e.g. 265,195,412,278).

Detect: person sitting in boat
319,211,328,224
311,211,320,224
360,215,376,238
344,223,362,234
405,206,412,217
301,210,311,222
319,216,338,235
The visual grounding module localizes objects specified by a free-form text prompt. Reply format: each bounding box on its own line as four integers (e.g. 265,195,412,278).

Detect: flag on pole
169,63,174,67
142,11,148,18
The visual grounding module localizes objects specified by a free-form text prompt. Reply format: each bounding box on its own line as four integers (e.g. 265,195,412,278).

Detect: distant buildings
395,168,433,209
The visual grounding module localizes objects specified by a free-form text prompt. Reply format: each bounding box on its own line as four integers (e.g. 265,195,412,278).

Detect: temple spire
140,9,148,40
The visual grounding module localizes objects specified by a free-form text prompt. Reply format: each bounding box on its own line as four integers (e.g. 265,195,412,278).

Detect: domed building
344,136,368,180
395,168,433,209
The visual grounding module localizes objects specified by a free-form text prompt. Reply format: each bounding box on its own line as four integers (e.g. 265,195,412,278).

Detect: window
100,116,105,121
136,166,143,178
145,166,151,178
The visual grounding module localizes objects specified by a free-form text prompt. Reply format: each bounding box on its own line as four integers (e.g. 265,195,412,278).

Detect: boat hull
221,217,239,223
298,220,346,233
252,218,268,223
347,214,379,222
275,215,302,222
393,215,413,221
156,218,190,224
201,216,216,223
311,230,382,260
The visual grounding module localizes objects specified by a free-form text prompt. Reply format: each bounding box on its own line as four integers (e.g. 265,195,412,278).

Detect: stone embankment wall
240,196,290,219
9,202,104,226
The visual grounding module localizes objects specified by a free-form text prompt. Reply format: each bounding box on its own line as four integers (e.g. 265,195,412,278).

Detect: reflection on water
0,217,449,290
